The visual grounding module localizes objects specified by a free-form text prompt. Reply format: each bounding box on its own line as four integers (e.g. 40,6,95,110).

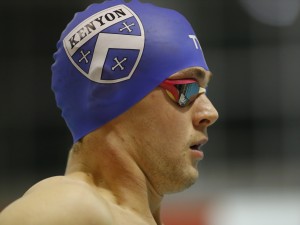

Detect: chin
165,168,199,194
186,168,199,185
183,166,200,188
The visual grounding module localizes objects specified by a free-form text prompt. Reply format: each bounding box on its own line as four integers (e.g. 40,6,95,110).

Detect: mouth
190,144,203,151
189,139,208,159
190,138,208,151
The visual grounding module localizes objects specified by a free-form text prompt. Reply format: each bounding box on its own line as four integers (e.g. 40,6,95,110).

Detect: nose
192,94,219,128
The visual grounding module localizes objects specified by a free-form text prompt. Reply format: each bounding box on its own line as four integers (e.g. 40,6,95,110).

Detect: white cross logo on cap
63,5,145,84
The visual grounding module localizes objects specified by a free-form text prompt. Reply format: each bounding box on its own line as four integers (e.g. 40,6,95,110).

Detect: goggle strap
199,87,206,94
159,82,180,100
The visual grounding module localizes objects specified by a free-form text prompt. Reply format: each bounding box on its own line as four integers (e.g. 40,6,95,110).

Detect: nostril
199,118,210,125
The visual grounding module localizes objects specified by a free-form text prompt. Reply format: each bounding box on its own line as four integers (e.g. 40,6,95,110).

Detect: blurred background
0,0,299,224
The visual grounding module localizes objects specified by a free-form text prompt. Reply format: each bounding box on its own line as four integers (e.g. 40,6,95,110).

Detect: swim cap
52,0,209,142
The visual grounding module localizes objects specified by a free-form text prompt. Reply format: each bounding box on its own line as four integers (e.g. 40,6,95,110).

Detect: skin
0,67,218,225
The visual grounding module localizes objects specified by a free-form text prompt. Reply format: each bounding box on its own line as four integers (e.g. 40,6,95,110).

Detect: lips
190,144,202,151
190,138,208,151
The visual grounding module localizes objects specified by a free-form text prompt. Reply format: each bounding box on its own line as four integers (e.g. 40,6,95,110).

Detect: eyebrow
168,67,212,85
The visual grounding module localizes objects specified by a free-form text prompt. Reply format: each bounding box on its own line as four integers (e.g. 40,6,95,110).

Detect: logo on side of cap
63,5,145,83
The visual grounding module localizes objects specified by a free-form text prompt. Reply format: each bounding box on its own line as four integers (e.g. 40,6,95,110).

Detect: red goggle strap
159,79,199,101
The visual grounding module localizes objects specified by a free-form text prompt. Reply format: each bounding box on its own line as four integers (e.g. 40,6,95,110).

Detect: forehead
168,67,212,84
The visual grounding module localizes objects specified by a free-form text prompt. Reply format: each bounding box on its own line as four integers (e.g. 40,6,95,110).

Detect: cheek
145,110,190,162
133,92,174,133
160,109,191,141
128,90,192,152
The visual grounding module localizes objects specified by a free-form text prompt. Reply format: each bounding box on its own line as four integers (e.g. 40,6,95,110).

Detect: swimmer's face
122,66,218,194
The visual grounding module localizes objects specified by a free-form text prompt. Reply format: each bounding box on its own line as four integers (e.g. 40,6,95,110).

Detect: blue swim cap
52,0,209,142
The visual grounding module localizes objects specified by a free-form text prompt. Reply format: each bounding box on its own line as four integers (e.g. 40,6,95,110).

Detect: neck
65,130,163,224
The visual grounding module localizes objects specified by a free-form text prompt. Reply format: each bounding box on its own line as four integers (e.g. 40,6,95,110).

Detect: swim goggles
159,79,206,107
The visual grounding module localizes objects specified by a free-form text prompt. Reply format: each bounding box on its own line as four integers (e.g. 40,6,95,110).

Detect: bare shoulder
0,176,114,225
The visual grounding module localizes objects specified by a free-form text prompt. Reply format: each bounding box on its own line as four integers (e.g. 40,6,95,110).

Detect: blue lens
176,82,200,107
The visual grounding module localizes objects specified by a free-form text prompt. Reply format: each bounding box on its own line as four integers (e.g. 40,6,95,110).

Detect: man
0,0,218,224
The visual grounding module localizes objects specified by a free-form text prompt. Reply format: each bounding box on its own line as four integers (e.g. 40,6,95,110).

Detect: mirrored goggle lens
160,79,206,107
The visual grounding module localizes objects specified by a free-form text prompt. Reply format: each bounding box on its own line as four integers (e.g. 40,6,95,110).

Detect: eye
159,79,205,107
177,82,206,107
